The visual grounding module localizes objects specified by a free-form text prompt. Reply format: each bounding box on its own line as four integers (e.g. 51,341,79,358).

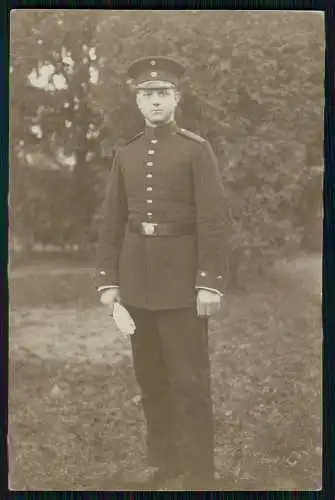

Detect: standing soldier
96,56,230,490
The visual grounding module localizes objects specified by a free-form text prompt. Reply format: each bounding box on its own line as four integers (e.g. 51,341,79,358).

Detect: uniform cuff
97,285,120,292
196,270,224,294
196,287,223,297
96,269,119,288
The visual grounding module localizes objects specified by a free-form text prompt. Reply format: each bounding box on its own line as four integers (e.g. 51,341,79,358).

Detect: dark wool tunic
96,121,231,310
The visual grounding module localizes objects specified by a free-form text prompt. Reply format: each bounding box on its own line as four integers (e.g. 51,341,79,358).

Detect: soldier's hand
196,289,221,316
100,287,121,312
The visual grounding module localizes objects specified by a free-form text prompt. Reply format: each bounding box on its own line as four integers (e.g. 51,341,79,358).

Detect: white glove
100,288,135,335
113,303,136,336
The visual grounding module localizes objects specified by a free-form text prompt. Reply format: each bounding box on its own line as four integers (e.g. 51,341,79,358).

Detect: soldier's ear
135,91,142,107
174,89,181,104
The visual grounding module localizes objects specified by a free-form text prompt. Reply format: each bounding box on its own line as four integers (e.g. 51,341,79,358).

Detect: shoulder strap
123,131,144,146
177,128,205,143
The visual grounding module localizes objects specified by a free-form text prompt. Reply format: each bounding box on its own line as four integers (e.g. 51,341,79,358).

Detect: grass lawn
8,255,322,490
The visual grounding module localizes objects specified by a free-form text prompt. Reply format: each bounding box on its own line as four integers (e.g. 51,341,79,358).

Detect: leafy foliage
10,11,324,281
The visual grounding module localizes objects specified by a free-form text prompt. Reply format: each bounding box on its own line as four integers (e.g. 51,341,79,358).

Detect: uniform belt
128,220,196,237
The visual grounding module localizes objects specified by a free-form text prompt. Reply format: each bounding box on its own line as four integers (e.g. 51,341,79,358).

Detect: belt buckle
141,222,157,236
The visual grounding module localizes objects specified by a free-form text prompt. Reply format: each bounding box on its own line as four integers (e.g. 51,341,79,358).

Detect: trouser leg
127,307,180,470
157,308,215,485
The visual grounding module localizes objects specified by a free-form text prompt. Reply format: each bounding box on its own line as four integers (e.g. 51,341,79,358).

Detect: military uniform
96,57,230,488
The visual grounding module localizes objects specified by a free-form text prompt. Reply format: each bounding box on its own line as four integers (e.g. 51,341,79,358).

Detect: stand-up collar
144,120,179,140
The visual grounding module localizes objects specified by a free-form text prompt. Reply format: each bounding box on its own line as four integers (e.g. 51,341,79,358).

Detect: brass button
150,60,156,66
146,186,153,192
146,199,153,204
217,275,223,280
146,173,153,179
150,71,158,77
147,212,153,217
147,162,153,167
200,271,206,277
151,139,158,144
100,271,106,276
148,150,155,155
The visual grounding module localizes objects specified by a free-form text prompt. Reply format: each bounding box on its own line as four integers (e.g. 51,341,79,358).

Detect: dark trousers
126,306,215,483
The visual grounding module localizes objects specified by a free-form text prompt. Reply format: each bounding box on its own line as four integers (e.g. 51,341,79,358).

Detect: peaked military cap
127,56,185,89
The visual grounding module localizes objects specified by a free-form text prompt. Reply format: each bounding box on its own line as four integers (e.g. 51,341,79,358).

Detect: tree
10,10,324,282
10,10,107,247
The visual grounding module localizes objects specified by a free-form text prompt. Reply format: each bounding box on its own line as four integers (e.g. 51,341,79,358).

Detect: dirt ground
8,254,322,491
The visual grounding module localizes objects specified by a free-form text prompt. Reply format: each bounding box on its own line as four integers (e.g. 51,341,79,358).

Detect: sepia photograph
9,9,324,491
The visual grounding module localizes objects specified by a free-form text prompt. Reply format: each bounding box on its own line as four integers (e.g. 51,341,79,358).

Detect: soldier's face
136,87,181,125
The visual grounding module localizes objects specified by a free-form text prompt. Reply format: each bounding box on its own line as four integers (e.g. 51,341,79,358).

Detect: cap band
136,80,176,90
135,70,179,87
